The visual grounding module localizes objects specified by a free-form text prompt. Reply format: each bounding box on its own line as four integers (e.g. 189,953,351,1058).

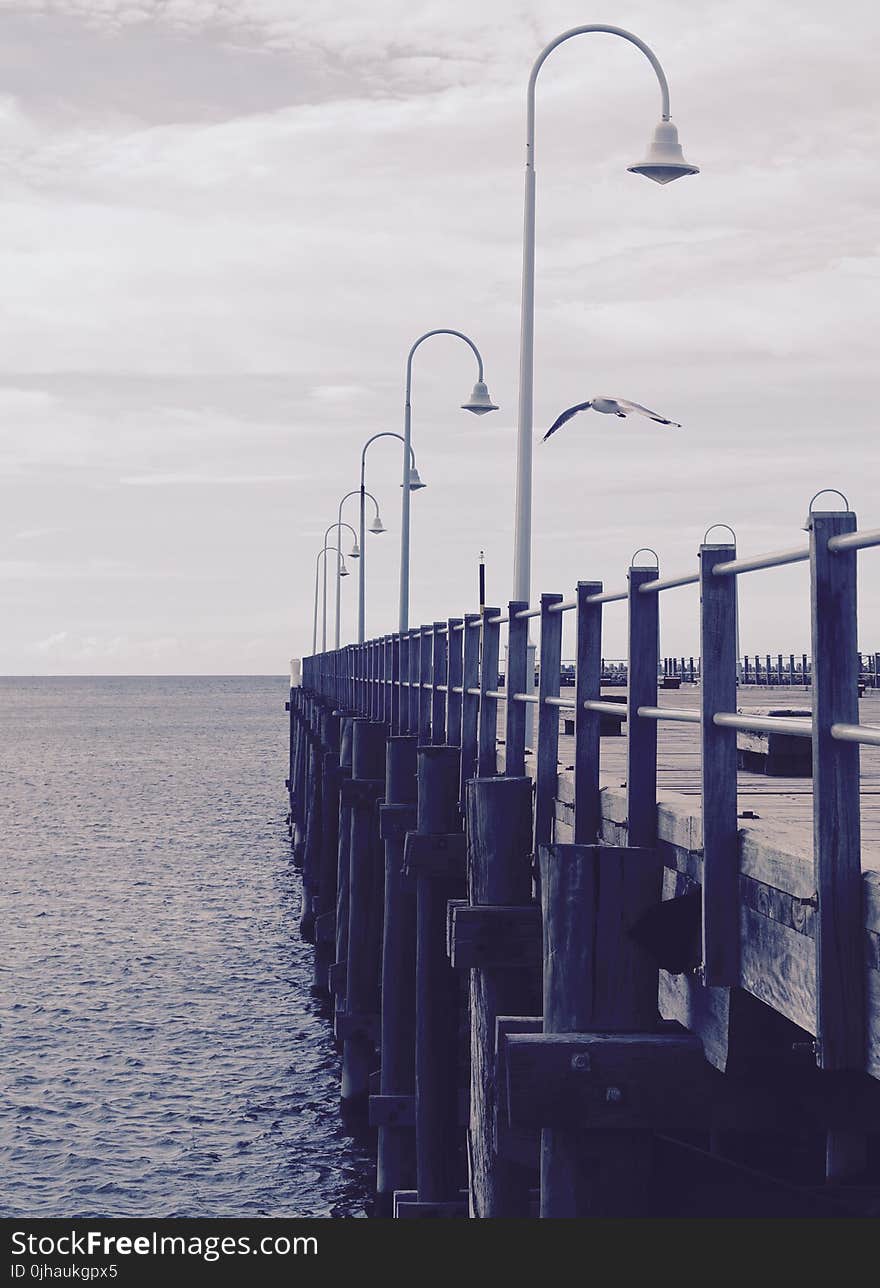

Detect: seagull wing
542,401,593,441
612,398,681,427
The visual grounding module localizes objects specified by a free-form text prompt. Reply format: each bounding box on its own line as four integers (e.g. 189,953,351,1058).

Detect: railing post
419,625,432,745
432,621,447,745
477,609,501,777
627,565,659,848
535,594,564,852
809,509,863,1072
446,618,464,749
407,628,420,735
699,542,739,986
461,614,481,798
574,581,602,844
504,601,530,777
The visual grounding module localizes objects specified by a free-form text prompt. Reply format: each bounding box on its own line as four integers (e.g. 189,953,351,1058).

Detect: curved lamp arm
338,487,382,524
527,26,671,165
361,430,417,481
405,328,484,402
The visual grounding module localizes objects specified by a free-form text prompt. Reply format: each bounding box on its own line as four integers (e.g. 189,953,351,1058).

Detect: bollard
340,718,387,1115
374,735,419,1215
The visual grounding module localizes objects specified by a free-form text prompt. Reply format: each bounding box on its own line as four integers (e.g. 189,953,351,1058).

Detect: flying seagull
543,395,681,441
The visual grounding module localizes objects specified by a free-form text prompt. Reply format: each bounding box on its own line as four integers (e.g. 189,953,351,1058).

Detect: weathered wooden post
477,609,501,776
503,601,530,777
460,614,481,798
574,581,603,844
459,776,539,1216
534,594,563,853
418,625,432,744
809,508,864,1185
373,733,419,1215
398,745,465,1215
432,622,447,745
340,718,386,1115
446,618,464,751
314,708,341,991
627,564,659,849
699,540,739,986
331,715,354,1018
536,843,664,1216
299,700,322,941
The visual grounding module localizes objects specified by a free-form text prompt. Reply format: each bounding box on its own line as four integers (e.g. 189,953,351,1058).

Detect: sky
1,0,878,674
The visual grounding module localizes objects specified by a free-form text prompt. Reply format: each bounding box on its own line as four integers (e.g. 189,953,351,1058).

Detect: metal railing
302,502,880,1073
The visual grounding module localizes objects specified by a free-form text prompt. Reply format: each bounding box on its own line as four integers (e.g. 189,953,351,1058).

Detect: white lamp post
313,543,347,655
334,488,385,650
400,329,497,632
512,25,698,604
358,431,424,644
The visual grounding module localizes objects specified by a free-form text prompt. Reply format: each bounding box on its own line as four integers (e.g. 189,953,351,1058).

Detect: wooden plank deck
515,685,880,871
508,685,880,1079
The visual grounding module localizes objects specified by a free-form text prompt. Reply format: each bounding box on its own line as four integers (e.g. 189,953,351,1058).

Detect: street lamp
512,25,697,603
334,488,385,649
318,520,357,653
400,329,497,632
313,543,347,655
358,431,424,643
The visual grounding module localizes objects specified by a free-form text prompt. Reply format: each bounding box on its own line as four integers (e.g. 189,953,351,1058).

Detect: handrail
712,545,809,577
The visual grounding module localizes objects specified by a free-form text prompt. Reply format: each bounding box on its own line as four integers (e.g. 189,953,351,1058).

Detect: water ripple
0,676,373,1218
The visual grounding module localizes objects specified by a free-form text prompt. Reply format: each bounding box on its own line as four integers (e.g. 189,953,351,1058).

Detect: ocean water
0,676,373,1218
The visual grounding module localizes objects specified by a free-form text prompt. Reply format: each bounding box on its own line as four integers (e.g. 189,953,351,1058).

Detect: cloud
119,471,304,485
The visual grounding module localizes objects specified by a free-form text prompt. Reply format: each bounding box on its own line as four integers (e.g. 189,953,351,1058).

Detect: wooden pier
287,502,880,1217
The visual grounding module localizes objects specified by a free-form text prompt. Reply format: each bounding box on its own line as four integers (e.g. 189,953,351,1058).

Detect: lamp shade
461,381,499,415
403,467,426,491
349,541,360,559
627,119,699,185
339,561,349,577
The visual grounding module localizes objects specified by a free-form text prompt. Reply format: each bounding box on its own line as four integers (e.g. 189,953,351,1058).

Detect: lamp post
335,489,385,650
400,330,497,632
512,25,698,604
313,544,347,655
358,431,424,644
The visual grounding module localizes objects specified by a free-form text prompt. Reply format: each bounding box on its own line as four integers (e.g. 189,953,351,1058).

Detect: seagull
542,395,681,441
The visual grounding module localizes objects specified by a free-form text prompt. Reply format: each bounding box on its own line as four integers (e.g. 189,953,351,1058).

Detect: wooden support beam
332,717,354,1015
505,1031,708,1130
448,904,542,971
809,510,864,1080
699,542,740,986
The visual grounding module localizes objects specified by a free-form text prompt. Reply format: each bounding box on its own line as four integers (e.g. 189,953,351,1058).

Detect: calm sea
0,676,372,1218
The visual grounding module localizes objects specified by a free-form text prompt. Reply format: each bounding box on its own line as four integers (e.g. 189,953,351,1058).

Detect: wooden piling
537,843,662,1217
340,718,386,1113
332,716,354,1018
375,734,419,1213
464,776,538,1217
408,745,465,1210
314,708,341,991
